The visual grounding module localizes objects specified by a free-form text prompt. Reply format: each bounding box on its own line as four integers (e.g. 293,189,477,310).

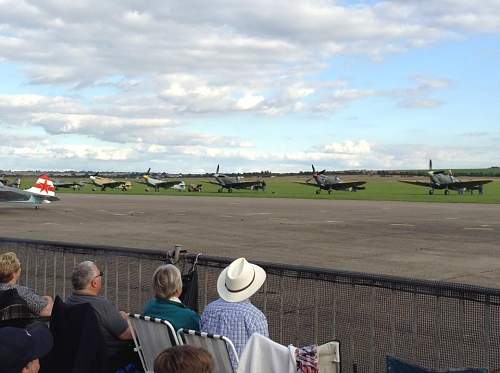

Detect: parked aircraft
400,160,493,195
89,173,131,191
0,175,59,208
0,176,21,188
140,168,184,192
53,179,86,190
296,165,366,195
206,165,266,193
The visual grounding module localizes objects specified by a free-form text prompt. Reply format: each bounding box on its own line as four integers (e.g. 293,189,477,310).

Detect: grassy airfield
25,175,500,204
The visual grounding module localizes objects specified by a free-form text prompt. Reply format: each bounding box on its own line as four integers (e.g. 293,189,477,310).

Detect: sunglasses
94,270,104,279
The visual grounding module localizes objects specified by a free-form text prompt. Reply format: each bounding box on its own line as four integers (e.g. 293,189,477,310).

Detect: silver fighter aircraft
296,165,366,195
140,168,184,192
400,160,493,195
206,165,266,193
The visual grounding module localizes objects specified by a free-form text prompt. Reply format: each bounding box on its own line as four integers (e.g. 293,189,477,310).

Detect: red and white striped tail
26,175,56,197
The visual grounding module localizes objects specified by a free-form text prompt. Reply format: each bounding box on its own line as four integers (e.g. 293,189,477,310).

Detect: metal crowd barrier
1,237,499,372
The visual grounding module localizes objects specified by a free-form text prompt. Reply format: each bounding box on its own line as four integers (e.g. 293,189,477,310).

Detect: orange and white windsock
26,175,56,197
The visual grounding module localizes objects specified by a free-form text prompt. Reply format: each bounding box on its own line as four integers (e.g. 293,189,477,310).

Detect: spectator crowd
0,251,270,373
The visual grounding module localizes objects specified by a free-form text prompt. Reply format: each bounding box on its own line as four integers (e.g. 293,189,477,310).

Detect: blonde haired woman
0,252,53,316
144,264,200,331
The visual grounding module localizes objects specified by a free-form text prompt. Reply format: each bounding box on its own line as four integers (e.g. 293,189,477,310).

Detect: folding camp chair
318,341,341,373
127,314,180,373
177,328,238,373
0,289,47,328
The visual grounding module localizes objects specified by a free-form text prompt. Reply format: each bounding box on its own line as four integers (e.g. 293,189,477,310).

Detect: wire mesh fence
1,237,499,372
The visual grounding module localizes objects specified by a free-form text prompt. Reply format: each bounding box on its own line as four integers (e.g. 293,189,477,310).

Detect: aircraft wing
44,195,60,201
0,189,30,202
155,180,184,188
331,181,366,189
399,180,433,188
203,181,223,186
231,180,265,188
101,180,126,188
294,182,319,188
451,180,493,189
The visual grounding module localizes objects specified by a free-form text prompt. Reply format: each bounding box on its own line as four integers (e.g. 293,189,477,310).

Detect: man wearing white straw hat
201,258,269,366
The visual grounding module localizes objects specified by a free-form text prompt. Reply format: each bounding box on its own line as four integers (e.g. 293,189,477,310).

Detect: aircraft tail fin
26,175,57,199
429,159,433,171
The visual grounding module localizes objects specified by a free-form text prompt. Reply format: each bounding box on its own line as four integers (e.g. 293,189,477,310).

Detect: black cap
0,325,53,373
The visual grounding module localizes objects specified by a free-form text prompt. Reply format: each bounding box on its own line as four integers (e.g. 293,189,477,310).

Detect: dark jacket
42,296,108,373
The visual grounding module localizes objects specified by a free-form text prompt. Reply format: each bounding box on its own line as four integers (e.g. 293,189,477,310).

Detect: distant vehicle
188,184,203,192
89,173,131,191
295,165,366,195
400,160,493,195
0,175,59,208
53,179,86,190
206,165,266,193
171,181,186,191
140,168,184,192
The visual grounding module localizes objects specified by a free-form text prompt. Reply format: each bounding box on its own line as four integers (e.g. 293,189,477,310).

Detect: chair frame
177,328,239,372
127,313,180,373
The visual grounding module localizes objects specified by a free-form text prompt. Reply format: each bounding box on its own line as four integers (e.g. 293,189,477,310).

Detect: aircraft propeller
311,164,326,177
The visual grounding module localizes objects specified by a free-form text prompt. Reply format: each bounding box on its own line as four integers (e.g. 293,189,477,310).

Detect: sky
1,0,499,173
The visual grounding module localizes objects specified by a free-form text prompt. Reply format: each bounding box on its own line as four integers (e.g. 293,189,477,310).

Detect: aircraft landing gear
444,190,449,195
218,188,223,193
479,185,484,195
327,189,333,195
315,189,321,195
228,188,233,193
428,189,434,195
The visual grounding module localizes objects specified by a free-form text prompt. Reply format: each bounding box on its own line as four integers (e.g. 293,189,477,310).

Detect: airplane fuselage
213,174,265,192
0,183,54,206
427,172,485,194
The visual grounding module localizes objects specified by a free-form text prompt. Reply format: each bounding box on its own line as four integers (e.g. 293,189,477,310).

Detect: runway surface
1,194,499,288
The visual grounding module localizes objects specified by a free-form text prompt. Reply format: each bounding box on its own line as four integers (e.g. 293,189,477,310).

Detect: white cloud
323,140,372,154
0,1,498,171
236,93,264,110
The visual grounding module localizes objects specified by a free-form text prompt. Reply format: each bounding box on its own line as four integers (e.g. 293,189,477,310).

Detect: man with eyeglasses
67,261,137,372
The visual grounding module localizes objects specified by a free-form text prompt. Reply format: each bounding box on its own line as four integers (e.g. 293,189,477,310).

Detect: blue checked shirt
201,298,269,367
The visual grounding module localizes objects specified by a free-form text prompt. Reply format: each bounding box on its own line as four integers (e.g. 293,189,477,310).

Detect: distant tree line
1,167,499,178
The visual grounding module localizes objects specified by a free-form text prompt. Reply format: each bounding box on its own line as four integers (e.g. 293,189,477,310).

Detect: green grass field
20,175,500,204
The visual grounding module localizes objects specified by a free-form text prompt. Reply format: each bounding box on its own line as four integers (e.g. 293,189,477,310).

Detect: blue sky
1,0,499,173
